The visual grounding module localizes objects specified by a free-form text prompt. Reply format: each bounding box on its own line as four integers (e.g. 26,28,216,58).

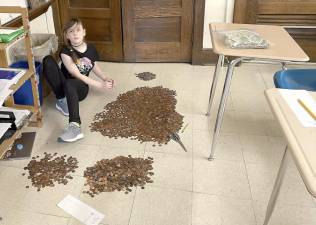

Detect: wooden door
234,0,316,25
58,0,123,61
234,0,316,61
122,0,193,62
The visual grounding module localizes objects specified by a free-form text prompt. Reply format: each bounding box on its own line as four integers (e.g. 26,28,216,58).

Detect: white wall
29,6,55,34
203,0,235,49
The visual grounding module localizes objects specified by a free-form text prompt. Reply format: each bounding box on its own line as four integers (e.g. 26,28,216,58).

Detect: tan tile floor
1,62,316,225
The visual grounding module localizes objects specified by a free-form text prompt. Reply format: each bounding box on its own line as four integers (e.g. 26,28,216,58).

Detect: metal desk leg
208,58,242,161
263,146,289,225
206,54,225,116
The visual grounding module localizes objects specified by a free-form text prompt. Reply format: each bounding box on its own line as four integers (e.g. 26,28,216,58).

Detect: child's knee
42,55,56,66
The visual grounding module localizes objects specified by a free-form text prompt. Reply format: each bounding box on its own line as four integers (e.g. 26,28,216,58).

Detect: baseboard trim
192,49,218,65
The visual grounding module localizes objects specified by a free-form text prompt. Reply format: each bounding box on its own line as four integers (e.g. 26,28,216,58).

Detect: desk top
265,88,316,196
210,23,309,62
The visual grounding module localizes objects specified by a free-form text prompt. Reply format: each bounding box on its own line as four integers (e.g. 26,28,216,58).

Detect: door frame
192,0,218,65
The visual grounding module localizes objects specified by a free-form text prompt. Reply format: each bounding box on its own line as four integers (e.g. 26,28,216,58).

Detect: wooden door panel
135,0,182,7
234,0,316,25
135,17,181,42
135,43,182,61
234,0,316,61
258,1,316,15
68,0,110,8
77,18,111,41
58,0,122,61
256,1,316,25
256,15,316,25
123,0,193,62
68,9,111,18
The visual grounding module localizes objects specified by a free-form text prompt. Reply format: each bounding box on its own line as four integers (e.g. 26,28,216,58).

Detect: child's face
66,22,86,46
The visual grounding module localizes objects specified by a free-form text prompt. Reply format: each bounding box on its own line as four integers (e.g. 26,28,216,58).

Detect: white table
264,88,316,225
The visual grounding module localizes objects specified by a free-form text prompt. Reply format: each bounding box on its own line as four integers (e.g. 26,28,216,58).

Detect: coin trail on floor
90,86,184,146
83,155,154,197
22,153,78,191
135,72,156,81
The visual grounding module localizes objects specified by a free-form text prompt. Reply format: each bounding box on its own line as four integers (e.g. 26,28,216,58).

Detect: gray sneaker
57,122,84,142
56,97,69,116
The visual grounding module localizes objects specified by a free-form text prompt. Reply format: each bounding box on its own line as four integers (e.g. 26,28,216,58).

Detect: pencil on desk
297,98,316,121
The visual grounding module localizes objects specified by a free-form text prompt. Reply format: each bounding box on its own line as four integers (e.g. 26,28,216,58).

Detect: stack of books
0,106,31,128
0,107,33,160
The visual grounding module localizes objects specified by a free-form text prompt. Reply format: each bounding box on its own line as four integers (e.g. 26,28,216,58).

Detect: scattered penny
135,72,156,81
83,156,154,196
23,153,78,191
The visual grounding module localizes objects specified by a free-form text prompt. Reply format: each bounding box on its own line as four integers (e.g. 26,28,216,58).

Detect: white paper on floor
57,195,105,225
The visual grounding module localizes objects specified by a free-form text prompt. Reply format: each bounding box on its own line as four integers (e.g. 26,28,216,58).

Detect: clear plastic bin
9,33,58,62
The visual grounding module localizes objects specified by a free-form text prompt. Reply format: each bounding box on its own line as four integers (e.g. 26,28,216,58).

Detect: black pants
42,55,89,124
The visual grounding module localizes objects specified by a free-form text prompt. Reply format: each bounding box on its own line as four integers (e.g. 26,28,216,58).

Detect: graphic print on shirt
76,57,93,75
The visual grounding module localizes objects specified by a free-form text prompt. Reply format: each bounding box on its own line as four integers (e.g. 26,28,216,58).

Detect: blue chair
274,69,316,91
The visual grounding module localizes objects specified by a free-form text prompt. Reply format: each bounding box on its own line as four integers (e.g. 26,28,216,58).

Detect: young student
42,18,114,143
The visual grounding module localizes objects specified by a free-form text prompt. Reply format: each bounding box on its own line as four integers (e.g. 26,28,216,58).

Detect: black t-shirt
59,43,99,79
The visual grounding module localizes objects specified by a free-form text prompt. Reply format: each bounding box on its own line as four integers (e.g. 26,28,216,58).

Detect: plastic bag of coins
135,72,156,81
22,152,78,191
90,86,183,146
83,156,154,197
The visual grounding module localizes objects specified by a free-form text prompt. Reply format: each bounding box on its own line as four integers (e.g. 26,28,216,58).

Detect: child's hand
105,79,114,89
105,78,115,88
104,77,114,83
97,80,113,90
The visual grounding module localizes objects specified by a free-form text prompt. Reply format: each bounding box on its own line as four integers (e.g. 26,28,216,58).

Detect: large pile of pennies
83,156,154,197
90,86,183,145
22,153,78,191
135,72,156,81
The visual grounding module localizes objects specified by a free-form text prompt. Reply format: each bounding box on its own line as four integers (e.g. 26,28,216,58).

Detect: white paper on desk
0,79,11,90
279,89,316,127
58,195,105,225
0,68,26,87
0,88,13,106
0,69,26,106
0,123,11,140
0,107,31,128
